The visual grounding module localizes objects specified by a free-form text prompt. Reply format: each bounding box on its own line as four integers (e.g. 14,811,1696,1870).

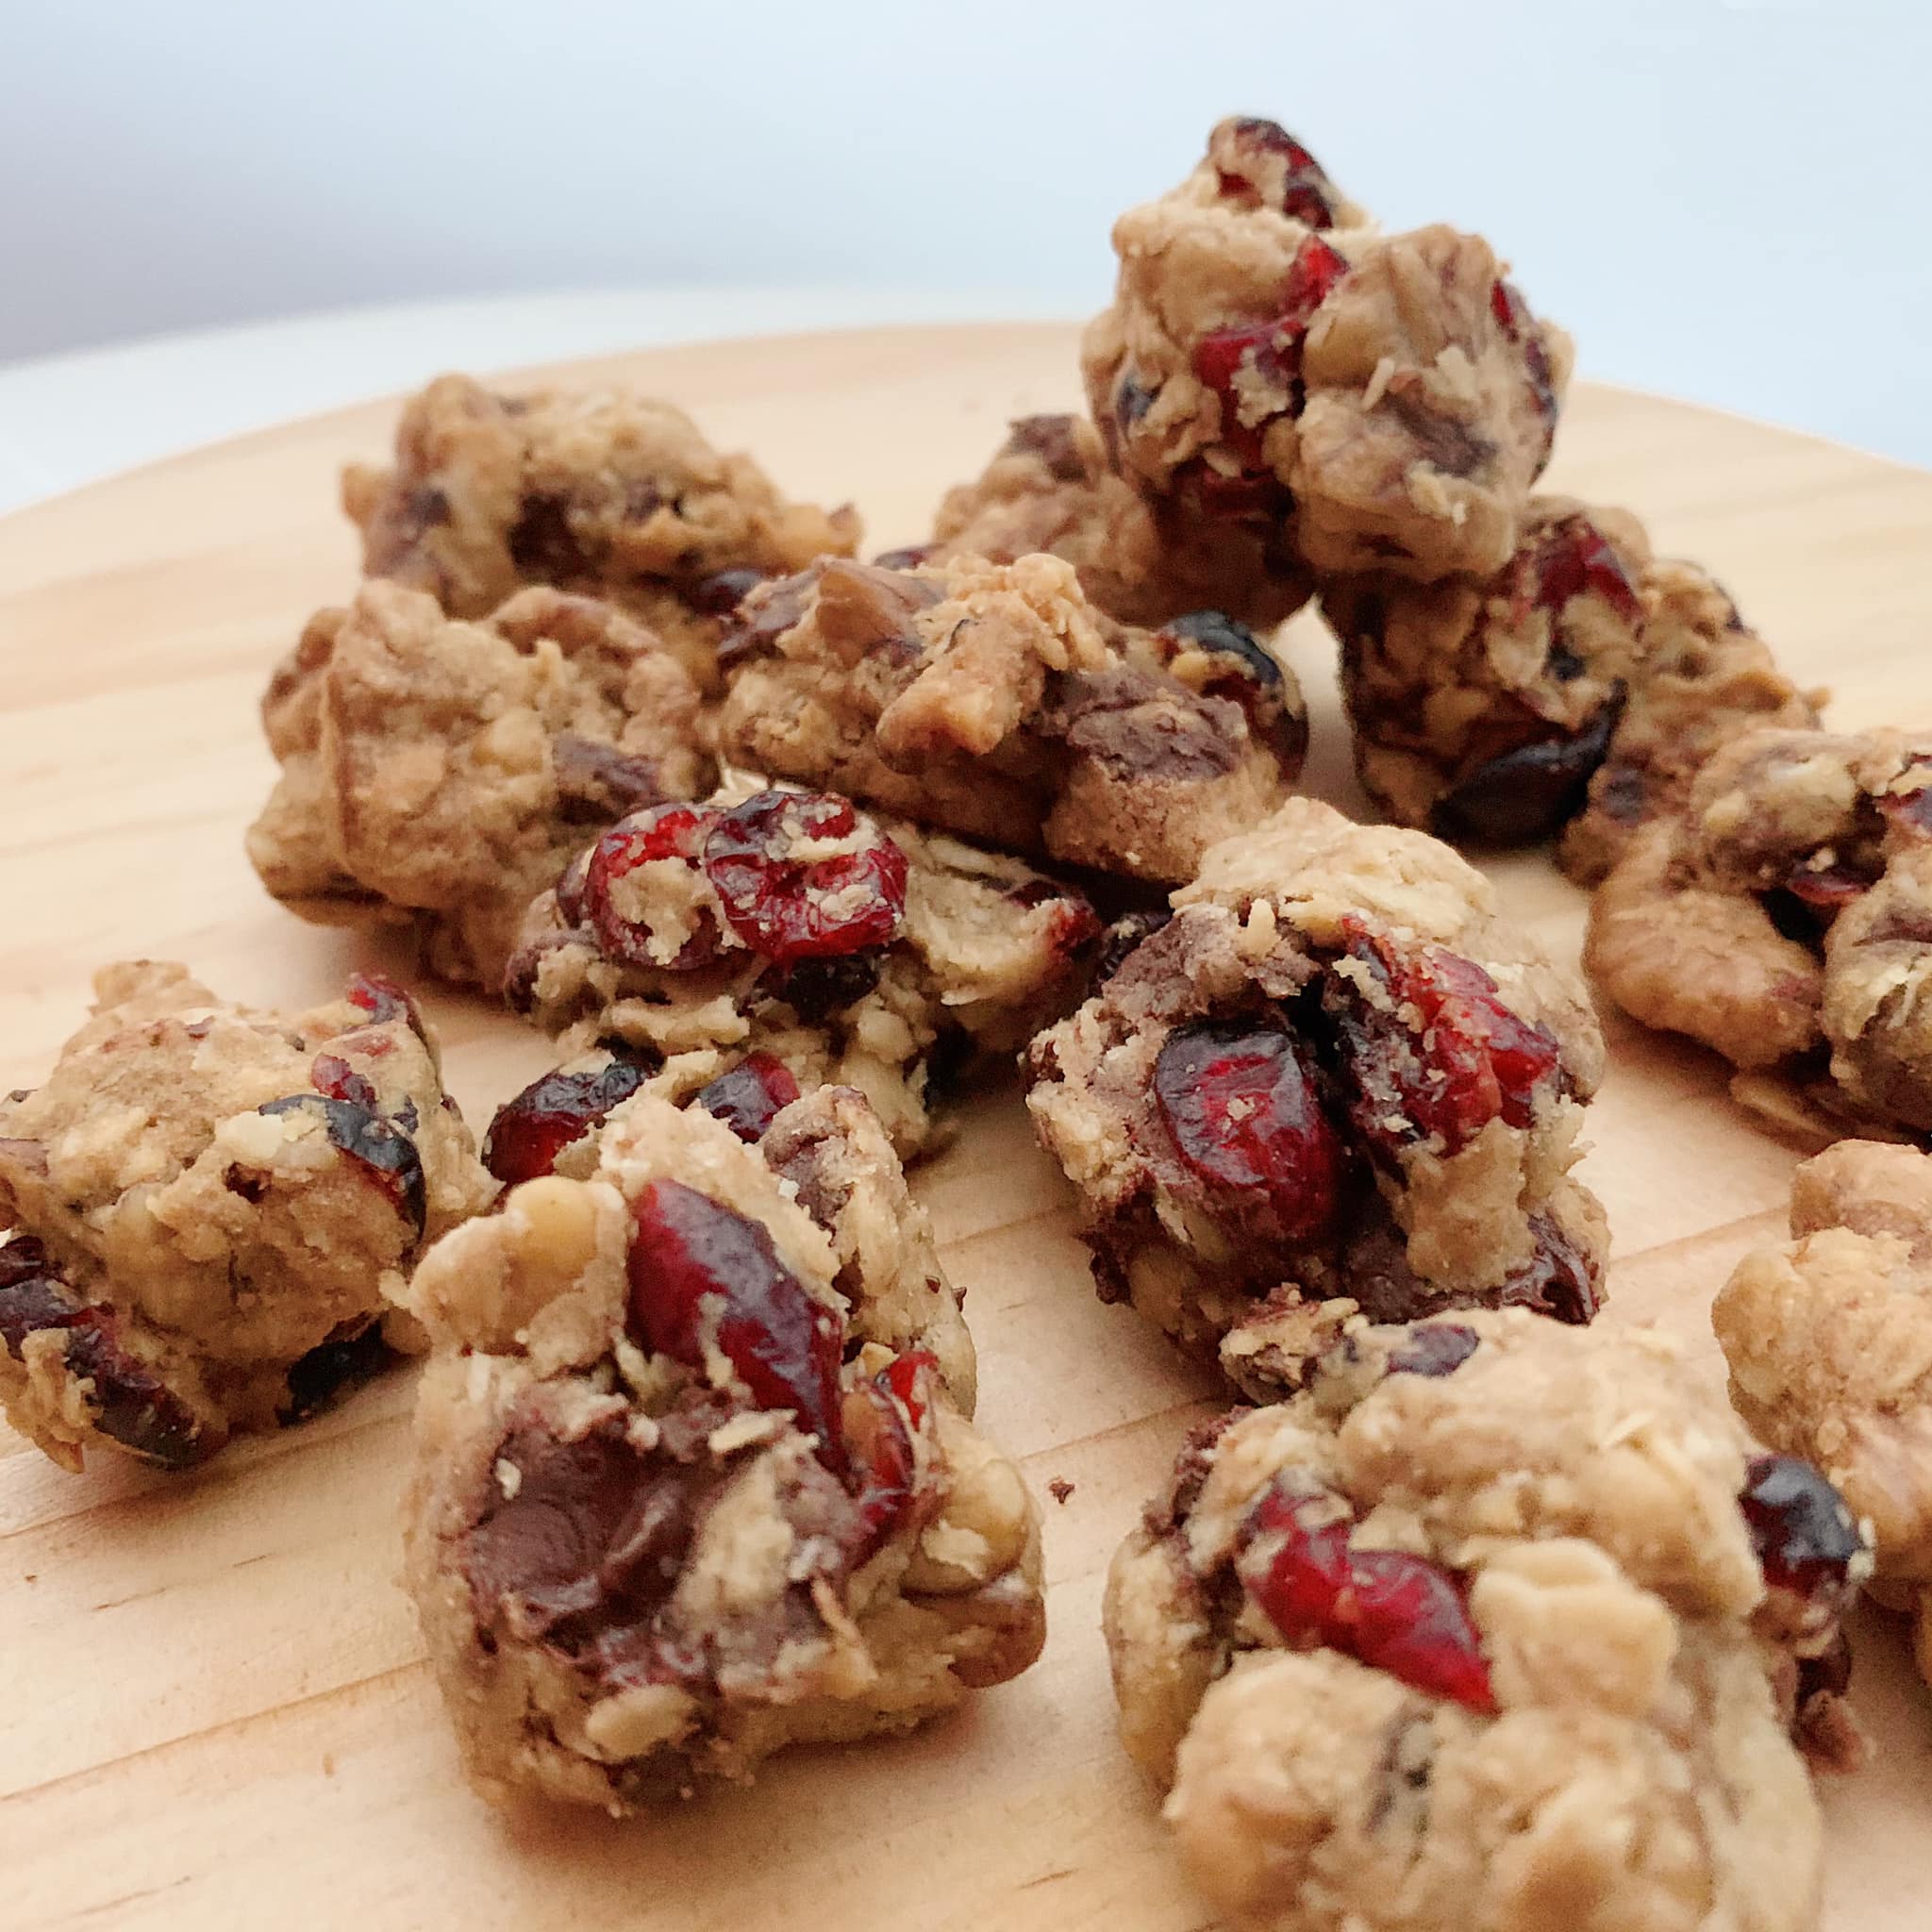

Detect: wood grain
1,325,1928,1930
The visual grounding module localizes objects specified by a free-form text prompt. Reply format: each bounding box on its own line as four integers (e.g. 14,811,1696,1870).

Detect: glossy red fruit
1213,118,1340,228
1784,861,1873,911
1332,920,1562,1158
311,1052,377,1111
842,1377,917,1561
1496,1212,1604,1326
1740,1453,1865,1607
626,1179,847,1473
881,1348,938,1429
692,1053,802,1143
1154,1018,1345,1241
1491,279,1558,433
482,1050,655,1184
1239,1476,1495,1712
1528,516,1642,627
1173,458,1294,524
582,802,724,971
346,970,427,1040
257,1094,427,1240
702,790,908,964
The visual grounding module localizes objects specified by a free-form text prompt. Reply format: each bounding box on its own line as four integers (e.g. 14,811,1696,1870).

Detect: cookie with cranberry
1586,725,1932,1134
0,961,494,1473
924,413,1312,631
505,782,1099,1156
716,551,1307,887
1108,1309,1864,1932
1083,117,1569,583
247,579,715,991
341,373,859,691
1026,798,1606,1397
1717,1139,1932,1689
400,1091,1041,1808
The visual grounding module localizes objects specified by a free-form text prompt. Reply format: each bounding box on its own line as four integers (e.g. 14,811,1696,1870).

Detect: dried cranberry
1435,702,1620,848
690,566,768,615
311,1053,377,1111
346,970,426,1040
1329,921,1562,1158
773,951,884,1021
692,1053,801,1142
881,1348,938,1429
1387,1324,1479,1378
1096,909,1171,984
1495,1213,1602,1325
1153,1018,1345,1241
1213,117,1340,227
1174,457,1294,525
1784,861,1873,911
582,802,724,971
0,1240,219,1468
1878,785,1932,840
1740,1454,1865,1607
626,1179,846,1474
258,1094,426,1241
1491,279,1558,436
842,1377,916,1561
1529,516,1642,627
483,1048,657,1184
1238,1476,1495,1712
702,791,908,965
279,1321,395,1424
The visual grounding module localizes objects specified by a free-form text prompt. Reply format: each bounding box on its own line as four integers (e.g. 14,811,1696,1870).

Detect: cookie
716,551,1307,887
400,1090,1042,1808
1585,725,1932,1133
1107,1309,1866,1932
1025,798,1607,1397
1329,504,1822,868
0,961,493,1471
924,413,1312,631
246,579,715,991
341,373,860,691
1716,1139,1932,1687
1082,116,1570,583
505,781,1100,1156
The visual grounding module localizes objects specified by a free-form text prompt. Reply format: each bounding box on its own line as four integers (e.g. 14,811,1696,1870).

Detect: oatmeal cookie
0,961,493,1471
1585,725,1932,1132
246,579,715,991
1716,1139,1932,1684
400,1091,1042,1808
342,374,859,691
716,551,1307,887
505,782,1099,1156
1025,798,1607,1397
923,413,1312,631
1107,1309,1866,1932
1083,117,1570,583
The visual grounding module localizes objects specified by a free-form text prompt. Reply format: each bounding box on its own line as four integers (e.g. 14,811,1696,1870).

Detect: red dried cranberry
1386,1324,1479,1378
1213,118,1340,227
257,1094,426,1241
1740,1454,1865,1607
690,566,768,615
1173,457,1294,525
1238,1477,1495,1712
1491,279,1558,436
582,802,724,971
1784,862,1872,911
880,1348,938,1430
346,970,426,1040
1153,1018,1345,1242
482,1048,658,1184
626,1179,846,1474
842,1377,916,1561
1330,921,1562,1158
692,1053,801,1142
1495,1213,1602,1326
311,1052,377,1111
1528,516,1642,628
1878,785,1932,840
702,791,908,965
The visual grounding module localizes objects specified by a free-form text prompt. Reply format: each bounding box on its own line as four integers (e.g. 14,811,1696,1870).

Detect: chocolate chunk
1053,668,1241,781
1001,414,1089,483
279,1321,396,1424
551,734,669,824
1382,386,1496,479
1435,702,1621,847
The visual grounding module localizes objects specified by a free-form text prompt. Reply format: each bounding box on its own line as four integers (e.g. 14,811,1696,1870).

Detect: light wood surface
1,325,1928,1931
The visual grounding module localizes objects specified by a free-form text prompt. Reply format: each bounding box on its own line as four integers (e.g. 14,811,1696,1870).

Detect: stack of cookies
0,110,1924,1932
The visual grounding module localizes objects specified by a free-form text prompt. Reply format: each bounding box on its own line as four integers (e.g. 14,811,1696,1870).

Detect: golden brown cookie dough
924,413,1313,631
1107,1309,1866,1932
1026,799,1607,1397
1082,117,1570,584
1586,725,1932,1133
716,551,1307,888
0,961,494,1471
1717,1139,1932,1686
246,579,715,991
505,781,1100,1156
400,1091,1042,1809
342,373,860,691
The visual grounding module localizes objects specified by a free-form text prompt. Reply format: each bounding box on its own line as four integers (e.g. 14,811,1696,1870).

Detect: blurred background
3,0,1928,500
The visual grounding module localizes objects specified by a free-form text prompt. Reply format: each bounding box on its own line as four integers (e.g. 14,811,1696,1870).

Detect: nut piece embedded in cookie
1106,1310,1861,1932
1082,118,1570,582
0,961,495,1472
1585,725,1932,1132
399,1091,1041,1809
1716,1139,1932,1688
1026,797,1607,1398
341,373,861,691
245,579,717,991
925,413,1313,632
717,551,1307,887
505,781,1100,1157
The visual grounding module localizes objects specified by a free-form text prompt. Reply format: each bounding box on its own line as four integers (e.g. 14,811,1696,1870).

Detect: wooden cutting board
2,325,1928,1931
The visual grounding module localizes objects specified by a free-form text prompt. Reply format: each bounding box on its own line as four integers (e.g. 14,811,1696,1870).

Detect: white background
3,0,1929,461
